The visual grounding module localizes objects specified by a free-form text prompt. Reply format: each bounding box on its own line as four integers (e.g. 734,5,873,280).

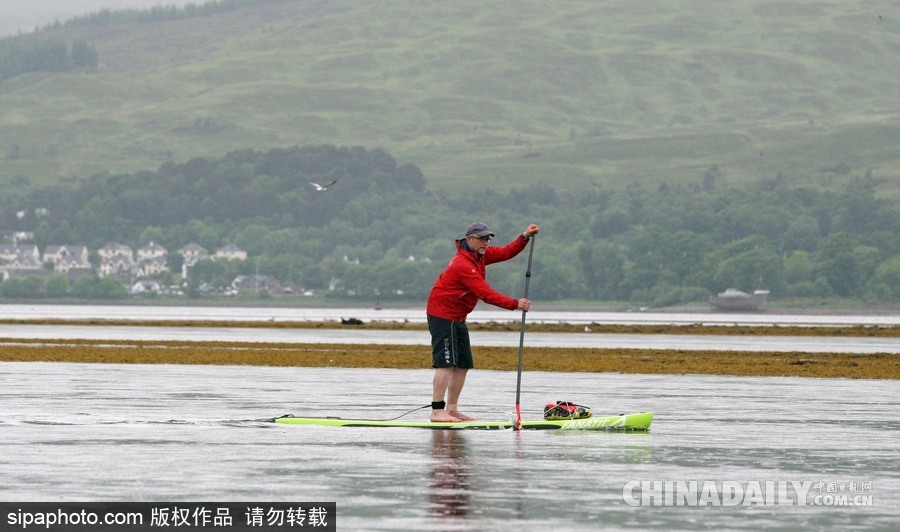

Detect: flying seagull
310,179,338,191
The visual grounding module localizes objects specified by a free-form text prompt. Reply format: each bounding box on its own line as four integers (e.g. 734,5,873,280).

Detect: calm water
4,304,899,354
2,324,900,354
2,362,898,530
3,303,899,327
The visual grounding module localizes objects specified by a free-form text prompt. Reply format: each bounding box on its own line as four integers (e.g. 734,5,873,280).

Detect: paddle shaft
514,234,536,430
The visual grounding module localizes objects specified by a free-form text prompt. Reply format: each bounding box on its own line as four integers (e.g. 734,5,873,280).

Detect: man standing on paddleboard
426,222,540,422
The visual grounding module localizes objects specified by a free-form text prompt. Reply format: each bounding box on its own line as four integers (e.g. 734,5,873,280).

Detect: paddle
513,233,536,431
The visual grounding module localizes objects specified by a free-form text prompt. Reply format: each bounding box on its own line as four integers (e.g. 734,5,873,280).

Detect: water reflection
429,430,471,519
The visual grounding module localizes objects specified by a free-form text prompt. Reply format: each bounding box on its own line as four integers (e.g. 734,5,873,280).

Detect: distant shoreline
1,297,898,315
2,316,899,338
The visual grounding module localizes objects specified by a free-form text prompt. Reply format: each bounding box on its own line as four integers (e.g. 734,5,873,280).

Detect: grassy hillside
1,0,899,197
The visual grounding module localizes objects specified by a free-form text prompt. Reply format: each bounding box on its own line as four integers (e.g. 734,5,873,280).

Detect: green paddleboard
273,411,652,430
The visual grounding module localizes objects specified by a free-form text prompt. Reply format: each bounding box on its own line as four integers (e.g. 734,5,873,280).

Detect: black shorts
427,315,473,369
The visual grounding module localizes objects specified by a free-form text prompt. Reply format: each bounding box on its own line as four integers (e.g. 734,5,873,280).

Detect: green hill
2,0,900,197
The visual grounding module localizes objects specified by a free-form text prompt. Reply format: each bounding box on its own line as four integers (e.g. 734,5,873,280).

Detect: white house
99,242,134,261
131,280,161,295
43,245,91,273
0,244,40,263
43,245,88,264
3,253,43,270
178,242,207,277
139,256,169,276
178,242,206,261
98,255,137,278
215,244,247,261
137,241,167,260
0,251,49,281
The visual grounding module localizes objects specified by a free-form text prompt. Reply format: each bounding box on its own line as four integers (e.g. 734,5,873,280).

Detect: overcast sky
1,1,196,37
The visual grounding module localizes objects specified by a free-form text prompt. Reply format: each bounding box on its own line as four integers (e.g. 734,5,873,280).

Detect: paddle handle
514,234,536,431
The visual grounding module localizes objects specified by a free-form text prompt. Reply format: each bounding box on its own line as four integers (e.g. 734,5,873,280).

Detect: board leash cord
269,403,432,424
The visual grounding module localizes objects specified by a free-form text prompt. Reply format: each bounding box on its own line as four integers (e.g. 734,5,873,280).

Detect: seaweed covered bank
1,338,897,380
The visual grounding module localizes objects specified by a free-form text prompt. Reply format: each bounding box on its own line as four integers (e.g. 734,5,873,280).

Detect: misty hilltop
0,0,196,37
1,0,899,195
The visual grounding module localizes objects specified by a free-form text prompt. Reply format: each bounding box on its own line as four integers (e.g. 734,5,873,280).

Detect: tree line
0,0,278,83
2,145,899,304
0,36,97,82
21,0,285,37
0,275,128,300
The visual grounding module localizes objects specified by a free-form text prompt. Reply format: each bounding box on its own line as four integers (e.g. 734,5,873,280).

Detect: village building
43,245,91,273
131,280,162,295
139,256,169,277
0,244,45,281
137,241,167,260
98,242,134,261
0,244,40,263
177,242,207,277
98,254,138,278
215,244,247,261
178,242,206,261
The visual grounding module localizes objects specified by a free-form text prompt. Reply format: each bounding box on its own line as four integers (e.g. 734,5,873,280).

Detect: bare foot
447,410,476,421
430,411,461,423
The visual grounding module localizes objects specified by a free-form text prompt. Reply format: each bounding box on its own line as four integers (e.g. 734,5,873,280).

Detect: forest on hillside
0,0,258,81
0,35,97,82
3,145,899,304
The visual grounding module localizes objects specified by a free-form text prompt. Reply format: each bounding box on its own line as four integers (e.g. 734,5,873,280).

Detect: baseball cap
466,222,495,237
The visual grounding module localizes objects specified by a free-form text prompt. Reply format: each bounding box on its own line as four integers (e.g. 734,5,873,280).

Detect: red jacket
426,235,530,321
